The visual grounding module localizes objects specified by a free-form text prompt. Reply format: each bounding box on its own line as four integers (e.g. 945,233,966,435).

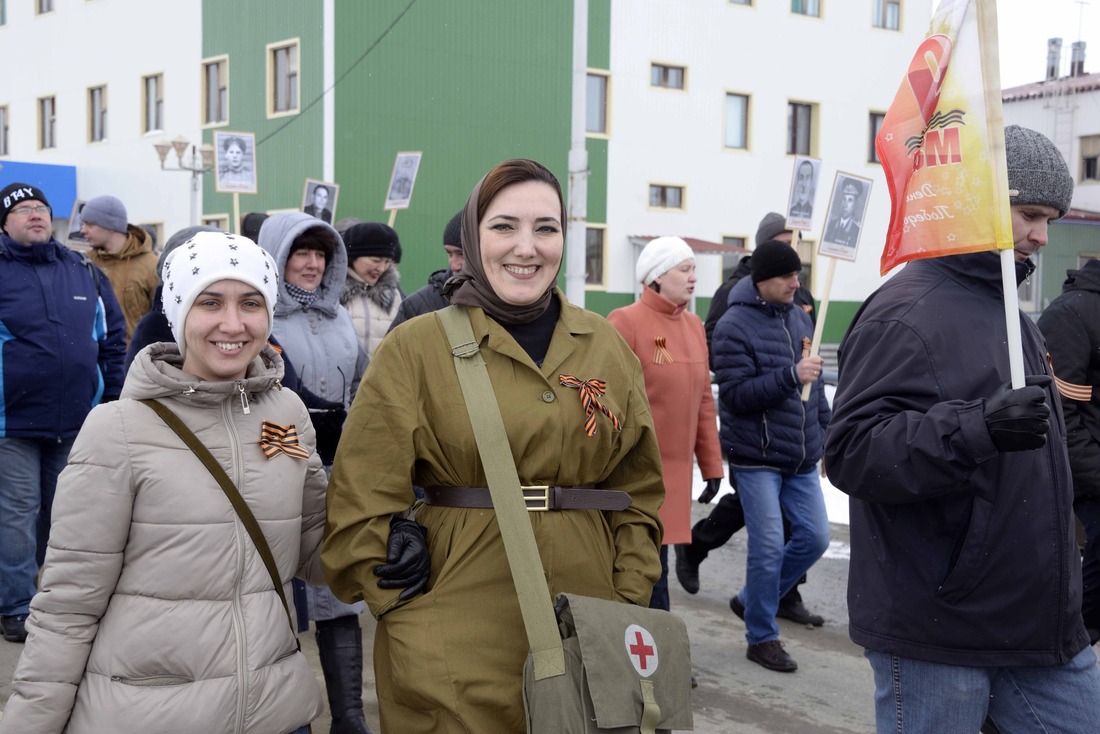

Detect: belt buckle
521,485,550,511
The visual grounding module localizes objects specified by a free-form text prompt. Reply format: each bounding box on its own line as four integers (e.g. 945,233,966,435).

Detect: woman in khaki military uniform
323,159,664,733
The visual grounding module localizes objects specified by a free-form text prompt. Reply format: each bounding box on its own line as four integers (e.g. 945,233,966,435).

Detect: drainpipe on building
565,0,589,308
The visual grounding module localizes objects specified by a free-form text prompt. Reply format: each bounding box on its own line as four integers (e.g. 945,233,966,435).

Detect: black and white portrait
786,156,820,231
214,131,258,194
820,172,872,261
302,179,339,224
384,151,422,210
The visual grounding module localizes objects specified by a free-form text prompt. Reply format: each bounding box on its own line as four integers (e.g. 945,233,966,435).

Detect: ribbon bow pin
260,420,310,460
653,336,674,365
559,375,622,437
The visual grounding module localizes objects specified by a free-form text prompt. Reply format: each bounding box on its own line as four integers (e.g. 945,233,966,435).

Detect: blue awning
0,160,78,218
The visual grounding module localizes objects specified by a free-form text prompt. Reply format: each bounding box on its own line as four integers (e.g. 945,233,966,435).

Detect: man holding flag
823,1,1100,729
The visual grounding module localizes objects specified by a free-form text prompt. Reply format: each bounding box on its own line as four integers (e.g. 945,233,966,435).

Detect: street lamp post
153,135,215,227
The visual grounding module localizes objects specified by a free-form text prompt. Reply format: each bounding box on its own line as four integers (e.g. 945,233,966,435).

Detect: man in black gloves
824,125,1100,732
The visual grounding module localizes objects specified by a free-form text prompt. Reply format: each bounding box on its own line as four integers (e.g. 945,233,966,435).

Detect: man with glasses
0,182,125,643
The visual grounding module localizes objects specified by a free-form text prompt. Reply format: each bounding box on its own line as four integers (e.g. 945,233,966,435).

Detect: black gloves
698,478,723,504
307,397,346,466
374,518,431,601
983,375,1052,452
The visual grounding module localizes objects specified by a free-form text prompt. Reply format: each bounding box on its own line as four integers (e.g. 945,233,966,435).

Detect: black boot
315,617,372,734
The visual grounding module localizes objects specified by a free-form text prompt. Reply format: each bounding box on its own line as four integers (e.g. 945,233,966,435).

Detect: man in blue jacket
824,126,1100,732
712,240,831,673
0,182,126,643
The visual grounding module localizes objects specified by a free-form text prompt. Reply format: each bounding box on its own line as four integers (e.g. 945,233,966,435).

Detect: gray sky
930,0,1098,88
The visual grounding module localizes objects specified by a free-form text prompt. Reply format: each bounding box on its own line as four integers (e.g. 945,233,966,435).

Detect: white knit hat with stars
162,231,279,359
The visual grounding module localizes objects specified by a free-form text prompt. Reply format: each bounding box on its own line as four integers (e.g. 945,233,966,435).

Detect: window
38,96,56,150
0,106,8,156
649,184,684,210
36,0,52,14
202,56,228,125
586,71,608,134
88,86,107,143
1,0,6,25
721,236,747,280
730,0,752,5
651,63,686,90
791,0,820,16
873,0,900,30
268,40,299,116
142,74,163,134
787,101,814,155
724,93,749,149
585,226,606,286
1081,135,1100,181
203,214,229,231
869,112,885,163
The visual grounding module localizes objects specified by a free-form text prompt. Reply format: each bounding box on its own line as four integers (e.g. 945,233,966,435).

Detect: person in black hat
711,239,831,673
0,182,126,644
387,210,465,332
339,221,403,357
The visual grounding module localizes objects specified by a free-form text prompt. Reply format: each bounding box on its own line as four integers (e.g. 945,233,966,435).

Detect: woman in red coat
608,236,724,610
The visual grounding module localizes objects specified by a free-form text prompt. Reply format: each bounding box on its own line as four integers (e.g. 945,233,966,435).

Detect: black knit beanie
751,240,803,283
443,210,463,249
0,183,51,230
343,222,399,261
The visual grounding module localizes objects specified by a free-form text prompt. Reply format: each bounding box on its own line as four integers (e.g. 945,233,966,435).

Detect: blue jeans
866,646,1100,733
0,437,74,617
733,467,829,645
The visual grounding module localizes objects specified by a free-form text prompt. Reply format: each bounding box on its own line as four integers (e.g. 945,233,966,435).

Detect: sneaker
776,599,825,627
746,640,798,672
1,614,28,643
729,595,745,620
674,544,700,594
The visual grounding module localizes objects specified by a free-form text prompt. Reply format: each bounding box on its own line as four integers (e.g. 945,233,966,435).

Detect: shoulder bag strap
138,398,300,649
435,305,565,680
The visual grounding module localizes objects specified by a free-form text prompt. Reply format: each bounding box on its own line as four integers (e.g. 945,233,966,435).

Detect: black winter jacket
825,252,1088,667
388,269,451,333
1038,260,1100,501
712,275,829,474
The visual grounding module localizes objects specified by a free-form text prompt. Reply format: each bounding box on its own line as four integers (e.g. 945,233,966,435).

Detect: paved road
0,505,870,732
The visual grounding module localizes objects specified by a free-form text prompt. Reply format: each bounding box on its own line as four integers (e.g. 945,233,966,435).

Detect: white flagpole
976,0,1025,388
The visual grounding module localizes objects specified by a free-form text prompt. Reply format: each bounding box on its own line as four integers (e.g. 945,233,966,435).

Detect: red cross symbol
629,630,655,670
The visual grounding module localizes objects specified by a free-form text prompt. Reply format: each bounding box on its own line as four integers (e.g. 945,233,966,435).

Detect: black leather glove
374,518,430,601
983,375,1052,452
698,478,723,504
308,403,347,466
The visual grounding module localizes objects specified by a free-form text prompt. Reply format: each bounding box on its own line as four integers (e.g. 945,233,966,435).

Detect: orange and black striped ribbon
653,336,674,365
559,375,622,437
801,336,811,359
259,420,310,460
1054,374,1093,402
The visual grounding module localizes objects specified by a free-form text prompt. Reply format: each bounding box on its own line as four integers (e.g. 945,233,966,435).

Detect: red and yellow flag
876,0,1013,275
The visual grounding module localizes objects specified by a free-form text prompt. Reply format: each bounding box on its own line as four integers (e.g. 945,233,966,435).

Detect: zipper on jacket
236,381,251,414
111,674,193,686
779,313,808,469
223,398,249,734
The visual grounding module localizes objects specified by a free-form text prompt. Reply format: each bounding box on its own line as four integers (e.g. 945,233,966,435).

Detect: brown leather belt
422,485,631,512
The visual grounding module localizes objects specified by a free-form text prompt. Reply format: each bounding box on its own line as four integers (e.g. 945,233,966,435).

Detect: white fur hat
636,236,695,286
162,231,279,359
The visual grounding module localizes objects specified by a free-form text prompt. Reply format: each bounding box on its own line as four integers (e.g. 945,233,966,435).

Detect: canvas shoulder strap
138,398,300,649
435,305,565,680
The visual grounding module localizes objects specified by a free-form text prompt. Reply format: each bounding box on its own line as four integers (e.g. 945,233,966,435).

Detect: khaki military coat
323,294,665,733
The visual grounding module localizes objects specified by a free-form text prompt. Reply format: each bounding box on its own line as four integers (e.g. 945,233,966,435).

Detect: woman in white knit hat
0,232,327,734
608,236,724,613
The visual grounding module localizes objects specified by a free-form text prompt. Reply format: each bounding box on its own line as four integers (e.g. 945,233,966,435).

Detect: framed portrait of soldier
785,155,821,231
384,151,422,210
819,172,872,262
213,131,258,194
302,179,339,224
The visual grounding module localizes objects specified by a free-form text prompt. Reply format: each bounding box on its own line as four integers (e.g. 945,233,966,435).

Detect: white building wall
605,0,933,302
1003,85,1100,214
0,0,203,243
